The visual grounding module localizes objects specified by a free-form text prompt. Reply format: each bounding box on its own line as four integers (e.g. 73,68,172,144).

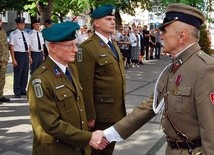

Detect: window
0,11,8,23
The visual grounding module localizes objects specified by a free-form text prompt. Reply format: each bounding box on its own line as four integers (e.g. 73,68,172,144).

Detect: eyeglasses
55,43,77,51
163,17,178,24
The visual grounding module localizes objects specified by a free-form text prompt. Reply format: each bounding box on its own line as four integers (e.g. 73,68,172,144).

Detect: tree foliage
89,0,152,28
0,0,31,14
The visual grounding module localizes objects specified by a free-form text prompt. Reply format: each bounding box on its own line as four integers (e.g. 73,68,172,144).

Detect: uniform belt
167,138,201,149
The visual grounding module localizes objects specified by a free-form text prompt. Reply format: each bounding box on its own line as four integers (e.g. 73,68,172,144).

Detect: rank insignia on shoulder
53,67,62,77
210,92,214,105
32,79,43,98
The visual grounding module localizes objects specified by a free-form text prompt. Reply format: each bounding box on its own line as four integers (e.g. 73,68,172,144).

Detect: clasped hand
89,130,109,150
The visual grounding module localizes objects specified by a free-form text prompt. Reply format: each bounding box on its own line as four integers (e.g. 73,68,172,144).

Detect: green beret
42,21,80,42
159,3,205,30
91,4,115,19
15,17,25,23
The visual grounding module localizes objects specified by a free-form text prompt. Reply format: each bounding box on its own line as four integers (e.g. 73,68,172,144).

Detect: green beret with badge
90,4,115,19
42,21,80,42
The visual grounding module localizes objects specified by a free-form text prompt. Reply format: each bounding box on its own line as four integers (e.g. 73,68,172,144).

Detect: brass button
64,94,67,98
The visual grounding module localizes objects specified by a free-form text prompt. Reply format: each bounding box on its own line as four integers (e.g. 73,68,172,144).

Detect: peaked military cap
15,17,25,23
42,21,80,42
90,4,115,19
159,3,205,30
32,19,40,24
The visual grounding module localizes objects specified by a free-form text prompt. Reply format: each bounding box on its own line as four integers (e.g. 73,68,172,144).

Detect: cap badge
112,8,116,15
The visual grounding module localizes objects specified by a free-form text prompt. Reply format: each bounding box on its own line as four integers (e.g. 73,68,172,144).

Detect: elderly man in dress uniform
27,21,108,155
0,17,10,103
9,17,31,98
75,4,126,155
102,3,214,155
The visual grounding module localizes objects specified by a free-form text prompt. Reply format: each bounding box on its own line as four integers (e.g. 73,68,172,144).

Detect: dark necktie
21,31,28,51
107,41,118,59
37,32,42,51
65,67,72,82
135,34,139,47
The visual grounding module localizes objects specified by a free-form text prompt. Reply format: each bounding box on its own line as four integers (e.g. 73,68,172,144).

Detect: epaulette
81,38,92,45
34,65,48,75
197,50,214,65
11,30,17,35
29,31,33,34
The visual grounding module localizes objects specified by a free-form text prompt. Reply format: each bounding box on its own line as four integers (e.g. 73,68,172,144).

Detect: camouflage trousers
0,62,7,97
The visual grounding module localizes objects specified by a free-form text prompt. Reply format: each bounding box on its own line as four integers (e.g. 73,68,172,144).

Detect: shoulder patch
197,51,214,65
32,78,43,98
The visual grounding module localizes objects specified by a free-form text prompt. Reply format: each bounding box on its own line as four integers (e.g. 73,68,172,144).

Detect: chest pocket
170,86,192,113
54,87,76,112
97,57,113,76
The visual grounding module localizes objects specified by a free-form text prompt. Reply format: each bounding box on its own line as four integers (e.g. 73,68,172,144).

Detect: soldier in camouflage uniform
0,17,10,103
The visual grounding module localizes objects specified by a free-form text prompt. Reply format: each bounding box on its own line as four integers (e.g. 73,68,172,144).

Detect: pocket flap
97,58,112,66
55,88,73,101
175,86,192,96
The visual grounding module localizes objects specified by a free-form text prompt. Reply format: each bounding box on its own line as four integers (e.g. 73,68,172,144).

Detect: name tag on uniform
55,85,65,90
100,54,108,57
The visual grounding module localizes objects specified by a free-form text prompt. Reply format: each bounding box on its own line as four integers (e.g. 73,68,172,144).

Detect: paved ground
0,56,172,155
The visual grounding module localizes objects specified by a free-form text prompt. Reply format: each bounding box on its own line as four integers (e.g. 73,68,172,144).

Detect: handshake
89,130,109,150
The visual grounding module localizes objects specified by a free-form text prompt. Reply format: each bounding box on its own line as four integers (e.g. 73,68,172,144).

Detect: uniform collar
95,31,111,44
48,55,67,73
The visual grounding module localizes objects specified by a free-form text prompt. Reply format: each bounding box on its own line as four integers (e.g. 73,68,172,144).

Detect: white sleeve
103,126,124,142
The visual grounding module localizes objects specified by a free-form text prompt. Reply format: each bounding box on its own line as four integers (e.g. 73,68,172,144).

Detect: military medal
172,74,183,95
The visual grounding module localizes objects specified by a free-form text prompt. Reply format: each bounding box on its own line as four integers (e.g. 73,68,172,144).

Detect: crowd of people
113,24,163,69
1,2,214,155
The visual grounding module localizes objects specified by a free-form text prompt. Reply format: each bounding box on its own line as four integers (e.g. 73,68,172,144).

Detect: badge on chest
172,74,183,95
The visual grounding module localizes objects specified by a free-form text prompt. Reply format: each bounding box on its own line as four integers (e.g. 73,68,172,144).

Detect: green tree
89,0,152,28
0,0,31,15
24,0,89,24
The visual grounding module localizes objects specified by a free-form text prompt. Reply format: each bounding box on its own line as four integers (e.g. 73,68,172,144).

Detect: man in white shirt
9,17,31,98
29,19,45,74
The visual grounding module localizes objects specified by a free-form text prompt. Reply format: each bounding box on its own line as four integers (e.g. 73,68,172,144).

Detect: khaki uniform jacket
27,57,91,155
114,43,214,154
0,29,9,62
75,34,126,123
